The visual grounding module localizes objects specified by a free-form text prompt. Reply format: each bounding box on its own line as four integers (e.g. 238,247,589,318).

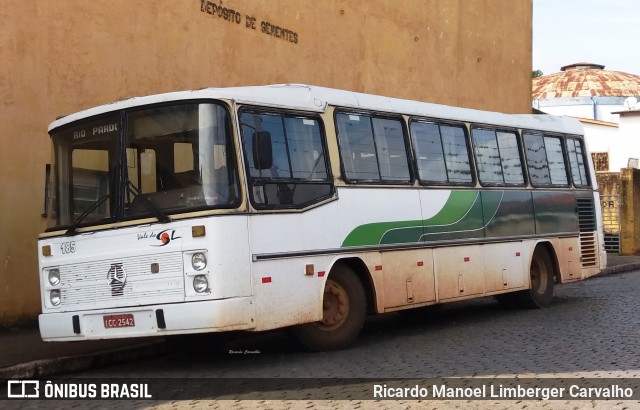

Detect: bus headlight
191,253,207,271
193,275,208,293
50,290,61,306
48,269,60,286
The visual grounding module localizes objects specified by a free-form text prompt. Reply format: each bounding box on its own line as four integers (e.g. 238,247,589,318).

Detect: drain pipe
592,97,598,120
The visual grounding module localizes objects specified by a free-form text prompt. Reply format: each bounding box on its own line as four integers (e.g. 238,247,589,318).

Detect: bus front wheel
292,265,366,351
515,248,555,308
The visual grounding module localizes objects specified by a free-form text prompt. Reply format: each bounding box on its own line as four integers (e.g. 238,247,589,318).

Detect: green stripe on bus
341,190,480,247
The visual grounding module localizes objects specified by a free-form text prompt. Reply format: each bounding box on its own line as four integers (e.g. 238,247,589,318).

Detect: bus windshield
47,102,239,231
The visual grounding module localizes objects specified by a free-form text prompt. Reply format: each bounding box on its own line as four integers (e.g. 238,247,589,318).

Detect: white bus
38,84,606,351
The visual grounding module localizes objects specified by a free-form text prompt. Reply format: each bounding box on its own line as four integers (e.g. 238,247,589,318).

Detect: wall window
409,120,473,184
591,152,609,172
472,128,524,185
240,110,332,208
566,138,590,186
336,113,411,182
523,133,568,186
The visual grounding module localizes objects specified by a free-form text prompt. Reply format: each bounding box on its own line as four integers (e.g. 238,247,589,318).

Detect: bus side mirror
252,131,273,170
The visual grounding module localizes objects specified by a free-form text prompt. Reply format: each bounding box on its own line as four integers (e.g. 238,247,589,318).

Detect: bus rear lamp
193,275,208,293
48,269,60,286
191,253,207,271
50,289,61,306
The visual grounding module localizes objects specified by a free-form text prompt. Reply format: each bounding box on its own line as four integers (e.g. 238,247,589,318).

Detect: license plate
103,314,135,329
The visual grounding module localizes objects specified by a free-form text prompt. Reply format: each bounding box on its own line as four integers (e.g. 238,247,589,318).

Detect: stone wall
596,169,640,255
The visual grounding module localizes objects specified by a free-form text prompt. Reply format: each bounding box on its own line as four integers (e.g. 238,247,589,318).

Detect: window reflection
472,128,524,185
240,111,332,208
337,113,411,182
410,121,472,184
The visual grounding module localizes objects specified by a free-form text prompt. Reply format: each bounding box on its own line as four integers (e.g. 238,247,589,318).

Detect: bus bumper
38,297,255,341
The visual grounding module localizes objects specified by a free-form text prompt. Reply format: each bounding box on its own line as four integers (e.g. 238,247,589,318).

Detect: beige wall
0,0,532,325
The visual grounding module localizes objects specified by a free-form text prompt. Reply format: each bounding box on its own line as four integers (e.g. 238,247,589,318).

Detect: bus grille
58,252,184,311
579,232,598,267
576,197,598,267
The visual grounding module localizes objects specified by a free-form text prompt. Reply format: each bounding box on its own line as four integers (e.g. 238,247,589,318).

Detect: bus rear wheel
292,265,366,351
515,248,555,308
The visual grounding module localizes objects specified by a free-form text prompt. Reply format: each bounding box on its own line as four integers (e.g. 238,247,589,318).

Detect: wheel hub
318,279,349,330
530,258,548,294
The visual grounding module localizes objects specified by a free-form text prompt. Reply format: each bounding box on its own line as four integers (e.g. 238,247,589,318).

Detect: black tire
515,247,555,308
292,264,366,351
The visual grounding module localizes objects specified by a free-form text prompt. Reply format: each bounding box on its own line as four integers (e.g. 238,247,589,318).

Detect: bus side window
544,136,569,185
410,120,473,185
472,128,524,185
524,132,569,186
566,137,589,187
524,132,550,185
336,113,411,183
240,110,333,209
336,114,378,180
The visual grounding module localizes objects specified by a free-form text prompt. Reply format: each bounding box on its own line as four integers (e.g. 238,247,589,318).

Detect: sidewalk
1,255,639,380
600,254,640,274
0,327,169,379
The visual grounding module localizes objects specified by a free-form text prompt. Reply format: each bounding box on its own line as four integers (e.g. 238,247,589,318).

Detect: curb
0,339,170,379
600,262,640,276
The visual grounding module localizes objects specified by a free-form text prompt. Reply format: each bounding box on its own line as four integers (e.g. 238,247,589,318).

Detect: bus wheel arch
540,241,561,283
333,257,377,314
292,259,370,351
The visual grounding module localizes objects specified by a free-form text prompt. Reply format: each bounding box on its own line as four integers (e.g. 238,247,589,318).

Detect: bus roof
48,84,583,135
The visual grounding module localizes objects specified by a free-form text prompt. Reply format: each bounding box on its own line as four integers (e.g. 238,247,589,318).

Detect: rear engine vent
576,197,597,267
576,198,597,232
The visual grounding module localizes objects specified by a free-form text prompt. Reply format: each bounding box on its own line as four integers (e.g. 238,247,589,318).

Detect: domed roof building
533,63,640,122
532,63,640,174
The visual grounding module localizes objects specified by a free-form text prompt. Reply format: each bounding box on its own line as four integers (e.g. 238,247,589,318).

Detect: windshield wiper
126,180,172,224
65,194,110,236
